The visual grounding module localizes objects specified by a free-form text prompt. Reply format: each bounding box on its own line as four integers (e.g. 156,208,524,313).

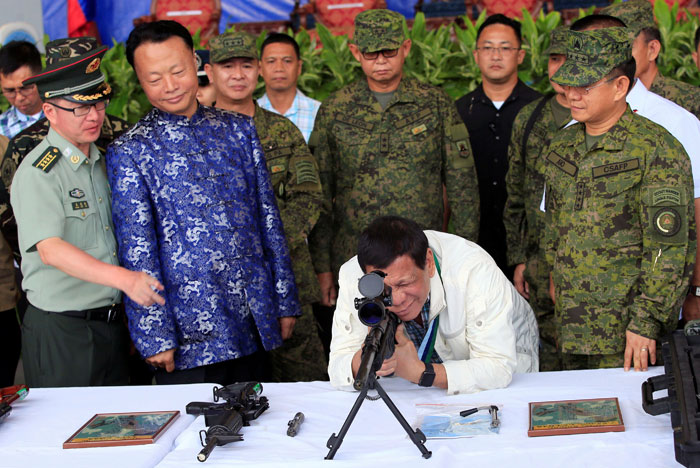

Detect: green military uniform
253,103,328,382
309,10,478,276
0,114,130,259
503,27,570,371
544,28,696,367
309,77,478,276
504,95,571,371
10,37,129,387
602,0,700,120
650,75,700,121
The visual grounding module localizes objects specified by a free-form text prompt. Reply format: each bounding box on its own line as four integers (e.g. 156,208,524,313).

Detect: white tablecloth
155,367,677,468
0,383,213,468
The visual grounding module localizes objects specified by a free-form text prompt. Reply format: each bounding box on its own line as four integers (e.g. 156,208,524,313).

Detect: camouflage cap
551,28,632,87
353,9,406,53
23,37,111,103
544,26,568,55
601,0,656,35
209,31,258,63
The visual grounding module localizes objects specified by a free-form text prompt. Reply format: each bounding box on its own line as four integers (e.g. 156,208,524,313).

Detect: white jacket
328,230,539,395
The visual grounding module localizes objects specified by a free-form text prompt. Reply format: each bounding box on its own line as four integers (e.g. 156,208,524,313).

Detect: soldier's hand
146,348,176,372
513,264,530,299
624,330,656,372
682,294,700,321
124,270,165,307
317,272,337,306
279,316,296,340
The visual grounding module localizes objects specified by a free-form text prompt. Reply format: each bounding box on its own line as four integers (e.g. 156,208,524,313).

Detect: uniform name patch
546,152,578,177
335,116,374,132
395,108,432,129
72,201,89,210
32,146,61,173
653,208,681,237
69,188,85,199
296,160,318,185
652,188,681,205
591,159,640,178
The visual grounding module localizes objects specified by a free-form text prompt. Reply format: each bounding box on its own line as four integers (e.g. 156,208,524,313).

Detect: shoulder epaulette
32,146,61,173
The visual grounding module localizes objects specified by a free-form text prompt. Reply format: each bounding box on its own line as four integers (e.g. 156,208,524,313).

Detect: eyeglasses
49,100,109,117
475,46,520,56
2,84,37,98
565,76,620,95
361,48,400,60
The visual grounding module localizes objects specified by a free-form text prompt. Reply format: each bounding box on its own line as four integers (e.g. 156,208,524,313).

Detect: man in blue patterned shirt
107,21,301,385
0,41,44,138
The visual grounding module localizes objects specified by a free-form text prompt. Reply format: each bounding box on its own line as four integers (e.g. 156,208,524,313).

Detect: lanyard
418,251,441,364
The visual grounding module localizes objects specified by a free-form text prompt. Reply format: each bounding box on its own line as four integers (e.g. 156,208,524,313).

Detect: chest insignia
591,159,640,178
72,201,89,210
69,188,85,199
546,152,578,177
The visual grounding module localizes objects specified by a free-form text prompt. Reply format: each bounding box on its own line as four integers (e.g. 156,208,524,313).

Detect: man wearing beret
308,9,479,340
601,0,700,120
205,31,326,382
544,28,695,372
108,21,300,385
503,27,571,371
10,37,165,387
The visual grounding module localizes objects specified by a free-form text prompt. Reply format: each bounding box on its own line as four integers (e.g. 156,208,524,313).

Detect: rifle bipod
324,373,432,460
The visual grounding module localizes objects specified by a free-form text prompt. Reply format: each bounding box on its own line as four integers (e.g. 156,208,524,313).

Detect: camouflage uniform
308,11,478,276
545,29,696,363
504,95,570,371
253,103,328,382
650,75,700,121
503,27,570,371
602,0,700,120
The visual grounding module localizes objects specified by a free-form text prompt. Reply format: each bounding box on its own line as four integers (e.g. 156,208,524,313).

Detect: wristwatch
418,362,435,387
689,285,700,297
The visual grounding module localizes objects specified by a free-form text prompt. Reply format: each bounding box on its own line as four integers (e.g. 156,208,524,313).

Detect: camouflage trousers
268,305,329,382
524,255,561,371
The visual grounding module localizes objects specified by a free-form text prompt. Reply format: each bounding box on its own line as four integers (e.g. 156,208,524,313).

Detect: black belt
52,304,123,322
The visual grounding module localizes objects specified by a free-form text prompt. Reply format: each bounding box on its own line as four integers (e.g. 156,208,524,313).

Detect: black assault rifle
186,381,269,462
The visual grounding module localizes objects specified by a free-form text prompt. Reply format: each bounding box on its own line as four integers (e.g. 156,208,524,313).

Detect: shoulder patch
295,160,319,185
32,146,61,173
652,188,681,206
653,208,681,237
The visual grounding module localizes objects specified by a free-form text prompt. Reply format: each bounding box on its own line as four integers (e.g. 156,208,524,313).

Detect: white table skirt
154,367,676,468
0,383,213,468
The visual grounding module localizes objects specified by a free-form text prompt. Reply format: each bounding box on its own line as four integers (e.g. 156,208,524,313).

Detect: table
156,367,677,468
0,383,214,468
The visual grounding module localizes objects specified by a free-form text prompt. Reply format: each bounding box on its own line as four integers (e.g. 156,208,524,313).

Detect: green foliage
100,40,151,123
3,1,700,122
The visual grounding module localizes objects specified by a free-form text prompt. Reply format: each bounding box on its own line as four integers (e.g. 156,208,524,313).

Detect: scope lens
358,301,384,326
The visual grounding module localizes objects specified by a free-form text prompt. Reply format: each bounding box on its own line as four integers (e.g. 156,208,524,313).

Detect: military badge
654,208,681,237
72,201,89,210
32,146,61,173
70,155,80,164
85,58,101,74
412,124,427,136
270,165,285,174
70,188,86,199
